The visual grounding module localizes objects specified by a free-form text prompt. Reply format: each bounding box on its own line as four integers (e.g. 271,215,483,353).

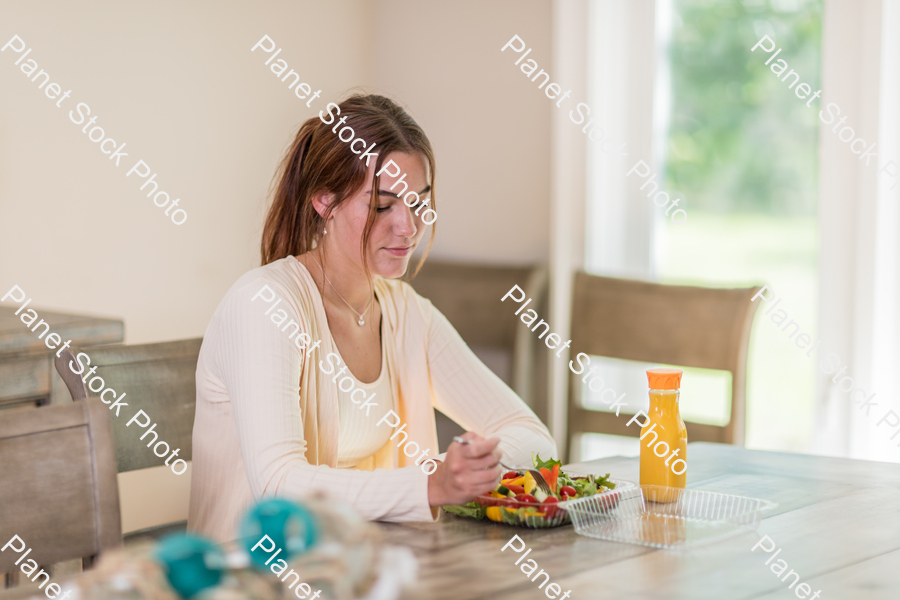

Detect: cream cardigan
187,257,557,543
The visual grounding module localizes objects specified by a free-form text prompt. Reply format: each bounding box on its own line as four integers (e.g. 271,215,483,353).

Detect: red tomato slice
559,485,577,499
506,484,525,495
503,471,520,480
541,496,560,518
515,493,539,504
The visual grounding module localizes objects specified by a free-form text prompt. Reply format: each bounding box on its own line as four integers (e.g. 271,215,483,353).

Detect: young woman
188,94,556,542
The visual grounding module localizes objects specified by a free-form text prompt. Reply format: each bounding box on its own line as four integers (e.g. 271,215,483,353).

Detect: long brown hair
261,93,436,278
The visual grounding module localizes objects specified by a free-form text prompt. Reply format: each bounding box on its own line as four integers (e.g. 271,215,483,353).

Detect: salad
443,454,618,528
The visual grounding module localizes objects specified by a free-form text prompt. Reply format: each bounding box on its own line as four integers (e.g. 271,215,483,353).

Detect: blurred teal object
154,534,226,598
241,498,319,569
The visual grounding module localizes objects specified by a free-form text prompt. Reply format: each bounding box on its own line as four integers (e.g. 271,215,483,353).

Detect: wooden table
0,306,123,409
377,442,900,600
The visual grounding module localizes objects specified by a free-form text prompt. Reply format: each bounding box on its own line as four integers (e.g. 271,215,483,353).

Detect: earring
324,227,327,234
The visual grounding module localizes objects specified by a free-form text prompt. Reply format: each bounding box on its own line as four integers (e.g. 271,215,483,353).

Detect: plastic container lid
567,485,778,550
647,368,683,390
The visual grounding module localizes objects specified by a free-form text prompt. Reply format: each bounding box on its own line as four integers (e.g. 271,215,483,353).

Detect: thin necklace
311,254,373,327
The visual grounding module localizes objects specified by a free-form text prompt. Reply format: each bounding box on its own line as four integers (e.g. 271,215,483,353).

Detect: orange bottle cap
647,368,683,390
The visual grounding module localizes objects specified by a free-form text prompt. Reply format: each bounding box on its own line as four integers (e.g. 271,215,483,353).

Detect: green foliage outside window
666,0,822,216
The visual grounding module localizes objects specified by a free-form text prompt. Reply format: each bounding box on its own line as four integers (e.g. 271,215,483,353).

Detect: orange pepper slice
538,464,560,494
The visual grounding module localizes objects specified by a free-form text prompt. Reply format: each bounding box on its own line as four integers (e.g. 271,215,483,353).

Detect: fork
452,436,553,496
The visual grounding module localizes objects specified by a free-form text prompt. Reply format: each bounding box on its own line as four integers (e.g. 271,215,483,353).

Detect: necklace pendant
358,317,365,326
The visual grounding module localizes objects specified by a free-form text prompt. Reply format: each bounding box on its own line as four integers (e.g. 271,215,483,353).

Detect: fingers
457,431,482,443
457,458,502,490
471,464,502,487
448,452,497,475
442,432,506,502
455,465,501,498
466,447,502,472
456,435,500,460
451,431,484,454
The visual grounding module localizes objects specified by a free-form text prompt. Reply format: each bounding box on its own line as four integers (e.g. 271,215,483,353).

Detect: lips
384,246,412,257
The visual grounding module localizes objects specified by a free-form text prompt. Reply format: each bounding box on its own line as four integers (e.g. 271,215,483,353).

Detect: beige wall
370,0,552,265
0,0,551,348
1,0,551,533
0,0,374,346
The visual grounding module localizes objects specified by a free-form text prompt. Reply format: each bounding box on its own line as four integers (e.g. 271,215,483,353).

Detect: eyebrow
368,185,432,199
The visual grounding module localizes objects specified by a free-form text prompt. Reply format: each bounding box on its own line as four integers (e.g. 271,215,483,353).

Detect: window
581,0,822,459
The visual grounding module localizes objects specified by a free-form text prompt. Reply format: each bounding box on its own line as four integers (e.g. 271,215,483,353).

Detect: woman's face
324,151,431,279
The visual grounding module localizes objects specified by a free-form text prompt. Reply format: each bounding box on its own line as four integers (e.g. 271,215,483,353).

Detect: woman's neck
308,246,373,312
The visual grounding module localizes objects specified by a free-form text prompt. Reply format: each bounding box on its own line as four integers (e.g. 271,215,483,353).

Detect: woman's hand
427,432,502,507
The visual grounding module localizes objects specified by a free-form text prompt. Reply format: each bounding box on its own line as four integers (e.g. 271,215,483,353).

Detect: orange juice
639,368,687,502
638,512,686,546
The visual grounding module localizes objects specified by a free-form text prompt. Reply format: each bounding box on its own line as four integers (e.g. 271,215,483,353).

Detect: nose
394,203,418,239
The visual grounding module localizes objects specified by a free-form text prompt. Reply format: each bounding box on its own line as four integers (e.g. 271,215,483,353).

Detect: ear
311,193,335,219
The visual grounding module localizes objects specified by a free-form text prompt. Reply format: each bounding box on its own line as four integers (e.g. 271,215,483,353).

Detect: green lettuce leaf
442,502,486,520
501,507,522,525
532,453,563,471
595,473,616,490
572,476,598,497
570,473,616,497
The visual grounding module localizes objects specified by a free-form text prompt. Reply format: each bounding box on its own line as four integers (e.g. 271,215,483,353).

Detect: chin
374,256,412,279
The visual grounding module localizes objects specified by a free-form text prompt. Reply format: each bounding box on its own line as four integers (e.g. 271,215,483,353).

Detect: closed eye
370,185,431,210
377,204,422,213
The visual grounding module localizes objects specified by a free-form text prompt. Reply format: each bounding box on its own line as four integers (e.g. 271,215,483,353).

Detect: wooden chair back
407,260,548,404
567,272,763,455
0,306,123,411
54,349,87,401
407,260,548,451
66,339,202,473
0,399,121,578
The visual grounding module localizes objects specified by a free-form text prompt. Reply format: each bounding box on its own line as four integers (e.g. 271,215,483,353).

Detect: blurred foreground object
61,494,416,600
270,494,417,600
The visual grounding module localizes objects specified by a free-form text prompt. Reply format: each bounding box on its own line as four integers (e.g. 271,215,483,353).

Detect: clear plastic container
566,485,777,549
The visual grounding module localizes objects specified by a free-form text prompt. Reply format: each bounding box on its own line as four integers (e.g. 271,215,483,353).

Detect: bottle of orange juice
639,368,687,501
